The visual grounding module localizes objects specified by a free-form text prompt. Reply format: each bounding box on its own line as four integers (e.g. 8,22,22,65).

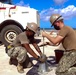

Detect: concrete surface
0,36,64,75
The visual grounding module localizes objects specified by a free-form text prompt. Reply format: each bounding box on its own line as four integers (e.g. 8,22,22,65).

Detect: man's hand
42,31,47,37
50,31,54,35
37,54,47,63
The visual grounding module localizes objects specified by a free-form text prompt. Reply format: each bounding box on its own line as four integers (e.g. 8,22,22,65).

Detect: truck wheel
1,25,23,46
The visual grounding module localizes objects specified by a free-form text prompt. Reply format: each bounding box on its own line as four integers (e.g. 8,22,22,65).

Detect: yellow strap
7,45,12,49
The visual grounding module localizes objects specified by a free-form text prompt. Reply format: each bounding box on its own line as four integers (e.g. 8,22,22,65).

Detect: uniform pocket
7,47,15,57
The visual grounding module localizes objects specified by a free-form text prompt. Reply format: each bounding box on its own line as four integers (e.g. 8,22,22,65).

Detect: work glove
37,54,47,63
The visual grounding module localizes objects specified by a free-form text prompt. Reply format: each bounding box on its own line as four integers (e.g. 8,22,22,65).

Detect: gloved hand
37,54,47,63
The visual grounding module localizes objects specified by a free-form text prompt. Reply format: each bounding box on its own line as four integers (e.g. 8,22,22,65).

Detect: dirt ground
0,36,64,75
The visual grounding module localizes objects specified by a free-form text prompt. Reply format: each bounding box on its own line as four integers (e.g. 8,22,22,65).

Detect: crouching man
7,22,46,73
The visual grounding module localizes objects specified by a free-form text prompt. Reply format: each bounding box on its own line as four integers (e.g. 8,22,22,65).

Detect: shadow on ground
26,56,57,75
8,55,57,75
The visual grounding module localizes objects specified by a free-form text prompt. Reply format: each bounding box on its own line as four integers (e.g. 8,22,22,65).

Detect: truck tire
1,25,23,46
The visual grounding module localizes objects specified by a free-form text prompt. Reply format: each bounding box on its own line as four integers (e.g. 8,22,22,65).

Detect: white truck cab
0,2,40,46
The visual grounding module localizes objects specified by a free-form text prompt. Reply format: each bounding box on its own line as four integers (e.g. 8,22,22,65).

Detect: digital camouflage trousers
56,50,76,75
7,46,27,63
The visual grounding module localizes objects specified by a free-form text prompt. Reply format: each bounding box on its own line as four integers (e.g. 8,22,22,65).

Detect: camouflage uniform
8,46,27,63
55,26,76,75
56,50,76,75
7,32,34,64
7,22,38,73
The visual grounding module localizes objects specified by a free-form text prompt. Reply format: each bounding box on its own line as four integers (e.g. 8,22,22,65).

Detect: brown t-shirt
11,32,34,47
59,26,76,50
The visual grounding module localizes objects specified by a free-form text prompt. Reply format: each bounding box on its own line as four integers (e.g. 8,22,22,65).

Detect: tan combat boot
9,58,13,65
17,63,24,73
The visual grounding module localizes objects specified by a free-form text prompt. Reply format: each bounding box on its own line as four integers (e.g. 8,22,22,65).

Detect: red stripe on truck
10,6,16,9
0,6,16,10
0,7,6,10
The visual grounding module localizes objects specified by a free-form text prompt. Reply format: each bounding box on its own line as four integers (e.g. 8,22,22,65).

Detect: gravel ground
0,36,64,75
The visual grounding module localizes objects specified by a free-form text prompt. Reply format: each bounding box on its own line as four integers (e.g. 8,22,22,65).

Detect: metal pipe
43,28,45,54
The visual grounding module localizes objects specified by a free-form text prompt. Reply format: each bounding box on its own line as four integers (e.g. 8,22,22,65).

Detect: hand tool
38,29,52,75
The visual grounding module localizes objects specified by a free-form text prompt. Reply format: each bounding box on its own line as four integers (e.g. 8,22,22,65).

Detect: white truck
0,2,40,46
